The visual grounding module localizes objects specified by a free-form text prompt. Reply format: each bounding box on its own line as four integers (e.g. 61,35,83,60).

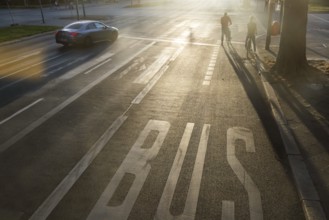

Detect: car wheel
111,32,118,42
84,37,93,47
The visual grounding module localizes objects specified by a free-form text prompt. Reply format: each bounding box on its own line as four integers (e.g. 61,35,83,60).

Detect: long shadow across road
222,43,286,160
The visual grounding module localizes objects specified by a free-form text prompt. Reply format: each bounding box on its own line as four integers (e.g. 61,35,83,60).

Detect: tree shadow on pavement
261,57,329,218
255,47,329,153
264,63,329,153
225,42,329,218
222,43,286,160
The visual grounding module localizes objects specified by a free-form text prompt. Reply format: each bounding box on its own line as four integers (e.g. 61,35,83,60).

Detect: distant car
55,20,118,47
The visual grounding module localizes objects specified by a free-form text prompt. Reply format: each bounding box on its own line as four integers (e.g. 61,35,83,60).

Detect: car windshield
65,23,83,30
95,22,106,29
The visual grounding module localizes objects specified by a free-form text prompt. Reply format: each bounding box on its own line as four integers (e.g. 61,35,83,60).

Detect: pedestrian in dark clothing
220,12,232,45
245,16,257,52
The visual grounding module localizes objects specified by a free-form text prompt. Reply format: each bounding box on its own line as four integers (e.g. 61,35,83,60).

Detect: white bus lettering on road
87,120,170,220
155,124,210,220
85,122,262,220
226,127,263,220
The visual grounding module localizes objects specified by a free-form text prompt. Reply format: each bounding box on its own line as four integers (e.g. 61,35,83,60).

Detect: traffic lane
0,24,125,79
114,44,299,219
0,37,159,148
141,42,301,219
41,43,221,220
1,3,199,152
0,34,58,59
306,13,329,58
0,9,193,107
0,39,113,81
0,40,173,219
0,45,165,109
44,44,303,219
0,26,131,89
0,0,217,103
0,4,213,142
0,43,115,108
309,13,329,30
0,67,139,219
306,30,329,59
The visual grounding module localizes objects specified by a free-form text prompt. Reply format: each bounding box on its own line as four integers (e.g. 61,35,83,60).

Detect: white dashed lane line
203,42,220,86
0,98,44,125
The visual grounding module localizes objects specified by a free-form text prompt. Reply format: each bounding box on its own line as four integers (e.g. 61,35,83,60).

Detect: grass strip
309,2,329,13
0,25,60,43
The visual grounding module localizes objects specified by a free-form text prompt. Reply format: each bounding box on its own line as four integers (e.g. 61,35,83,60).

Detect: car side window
65,23,82,29
87,23,97,30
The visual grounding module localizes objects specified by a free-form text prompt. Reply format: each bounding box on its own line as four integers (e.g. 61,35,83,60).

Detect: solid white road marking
132,65,169,104
185,124,210,216
45,56,89,77
60,52,115,80
84,58,112,75
0,98,44,125
226,127,263,220
29,116,127,220
134,48,173,84
87,120,170,220
170,46,184,62
115,62,139,80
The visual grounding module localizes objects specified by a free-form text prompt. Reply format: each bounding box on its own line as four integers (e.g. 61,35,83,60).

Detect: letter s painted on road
226,127,263,220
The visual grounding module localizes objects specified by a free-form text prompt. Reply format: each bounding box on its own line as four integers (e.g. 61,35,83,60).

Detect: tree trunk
274,0,309,75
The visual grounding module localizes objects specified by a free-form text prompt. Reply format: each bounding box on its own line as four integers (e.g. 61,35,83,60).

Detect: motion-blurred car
55,20,118,47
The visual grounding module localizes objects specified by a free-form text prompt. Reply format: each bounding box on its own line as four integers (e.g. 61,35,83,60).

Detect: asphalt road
0,0,322,219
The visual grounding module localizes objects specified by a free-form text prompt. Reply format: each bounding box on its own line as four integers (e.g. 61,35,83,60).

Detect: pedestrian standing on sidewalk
220,12,232,46
245,15,257,52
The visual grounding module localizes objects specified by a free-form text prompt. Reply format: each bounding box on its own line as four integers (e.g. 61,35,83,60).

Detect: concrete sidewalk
254,27,329,220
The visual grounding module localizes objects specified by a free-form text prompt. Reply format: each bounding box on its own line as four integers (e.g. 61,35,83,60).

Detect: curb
258,59,327,220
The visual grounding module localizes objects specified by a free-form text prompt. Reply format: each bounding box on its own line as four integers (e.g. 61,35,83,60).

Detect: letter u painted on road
87,120,170,220
155,123,210,220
